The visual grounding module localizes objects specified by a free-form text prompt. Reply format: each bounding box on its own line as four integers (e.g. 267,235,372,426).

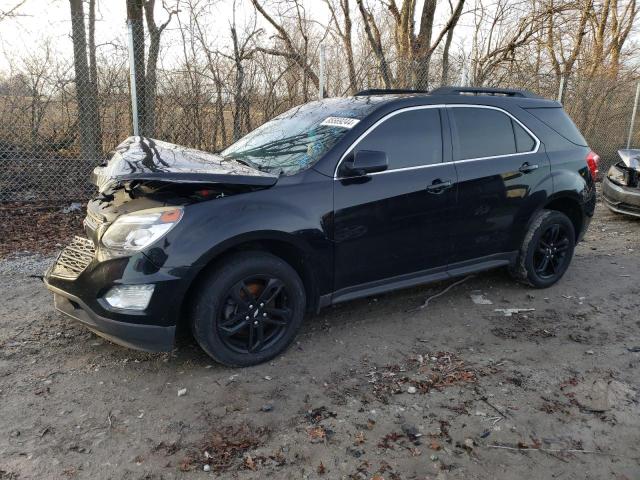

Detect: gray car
603,149,640,218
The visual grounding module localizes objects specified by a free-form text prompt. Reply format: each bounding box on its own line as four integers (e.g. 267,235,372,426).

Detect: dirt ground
0,201,639,480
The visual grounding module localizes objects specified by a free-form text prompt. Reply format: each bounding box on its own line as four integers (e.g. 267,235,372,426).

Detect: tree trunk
441,19,455,85
69,0,102,161
231,26,245,141
341,0,358,93
356,0,393,88
127,0,145,135
143,0,174,138
215,78,227,148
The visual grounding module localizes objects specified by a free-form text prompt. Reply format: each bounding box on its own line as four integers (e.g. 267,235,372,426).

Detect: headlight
607,165,627,185
102,207,183,252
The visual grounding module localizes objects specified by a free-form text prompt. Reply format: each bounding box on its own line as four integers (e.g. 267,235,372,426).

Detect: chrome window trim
333,104,541,179
447,104,541,161
333,104,443,178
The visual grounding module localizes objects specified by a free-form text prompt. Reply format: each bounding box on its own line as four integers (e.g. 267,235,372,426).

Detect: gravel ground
0,202,639,480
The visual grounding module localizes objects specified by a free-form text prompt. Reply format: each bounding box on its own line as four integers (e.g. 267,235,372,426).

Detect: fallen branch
474,388,510,419
487,444,637,459
416,275,474,310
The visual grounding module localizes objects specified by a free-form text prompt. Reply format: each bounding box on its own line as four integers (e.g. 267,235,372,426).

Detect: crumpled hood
618,149,640,172
92,137,278,191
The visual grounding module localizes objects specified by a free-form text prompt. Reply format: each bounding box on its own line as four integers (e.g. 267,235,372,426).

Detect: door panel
332,107,455,292
447,106,551,263
333,165,457,290
450,153,551,262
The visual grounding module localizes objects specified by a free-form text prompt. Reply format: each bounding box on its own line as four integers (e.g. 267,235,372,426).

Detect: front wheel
191,252,306,367
510,210,576,288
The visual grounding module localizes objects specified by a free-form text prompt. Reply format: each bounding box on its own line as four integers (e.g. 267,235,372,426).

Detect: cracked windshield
221,97,384,175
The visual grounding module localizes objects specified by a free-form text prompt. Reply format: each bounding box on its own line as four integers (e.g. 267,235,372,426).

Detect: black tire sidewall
192,252,306,367
524,211,575,288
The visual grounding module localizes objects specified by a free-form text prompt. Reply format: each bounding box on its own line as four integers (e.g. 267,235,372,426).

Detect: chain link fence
0,14,639,254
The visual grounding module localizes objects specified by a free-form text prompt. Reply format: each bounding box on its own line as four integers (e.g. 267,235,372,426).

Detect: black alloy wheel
218,276,292,354
191,251,306,367
510,209,576,288
532,223,572,279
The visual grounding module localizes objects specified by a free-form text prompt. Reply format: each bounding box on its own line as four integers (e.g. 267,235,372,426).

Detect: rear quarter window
525,107,587,146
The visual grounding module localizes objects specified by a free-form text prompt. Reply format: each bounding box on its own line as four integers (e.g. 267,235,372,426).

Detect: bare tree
250,0,319,88
383,0,465,88
470,0,547,86
0,0,27,22
69,0,102,160
356,0,394,88
143,0,176,136
588,0,638,77
441,0,464,84
325,0,358,94
126,0,176,137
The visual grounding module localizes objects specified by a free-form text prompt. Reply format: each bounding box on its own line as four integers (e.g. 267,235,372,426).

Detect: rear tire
191,252,306,367
510,210,575,288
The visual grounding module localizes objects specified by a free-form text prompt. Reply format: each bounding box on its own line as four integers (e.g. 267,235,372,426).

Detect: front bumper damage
602,149,640,218
48,285,175,351
602,177,640,218
44,236,187,352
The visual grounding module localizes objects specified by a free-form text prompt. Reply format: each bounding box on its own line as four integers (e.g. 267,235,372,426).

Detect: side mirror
340,150,388,177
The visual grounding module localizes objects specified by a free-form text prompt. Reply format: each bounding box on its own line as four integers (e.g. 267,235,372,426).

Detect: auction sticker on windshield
320,117,360,129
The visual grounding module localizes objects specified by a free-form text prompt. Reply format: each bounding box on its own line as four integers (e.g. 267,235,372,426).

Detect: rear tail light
586,151,600,181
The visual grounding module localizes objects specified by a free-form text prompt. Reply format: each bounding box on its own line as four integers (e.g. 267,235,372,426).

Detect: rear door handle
519,162,539,173
426,179,453,194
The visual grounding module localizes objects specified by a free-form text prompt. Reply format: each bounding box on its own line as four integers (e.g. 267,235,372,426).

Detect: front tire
510,210,576,288
191,252,306,367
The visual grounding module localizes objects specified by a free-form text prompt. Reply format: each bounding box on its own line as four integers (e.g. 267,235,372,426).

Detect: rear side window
450,107,535,160
525,107,587,146
354,108,442,169
513,121,536,152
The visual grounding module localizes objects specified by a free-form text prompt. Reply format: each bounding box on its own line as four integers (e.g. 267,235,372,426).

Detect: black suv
45,87,597,366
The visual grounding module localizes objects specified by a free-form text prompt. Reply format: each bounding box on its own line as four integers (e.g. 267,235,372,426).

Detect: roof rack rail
355,88,429,96
429,86,540,99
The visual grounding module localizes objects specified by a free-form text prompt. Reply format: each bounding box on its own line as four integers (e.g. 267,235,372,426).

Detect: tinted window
513,120,536,153
525,107,587,146
354,108,442,169
451,107,518,160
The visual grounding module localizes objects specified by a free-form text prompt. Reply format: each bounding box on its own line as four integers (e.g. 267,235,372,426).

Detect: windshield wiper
227,156,260,170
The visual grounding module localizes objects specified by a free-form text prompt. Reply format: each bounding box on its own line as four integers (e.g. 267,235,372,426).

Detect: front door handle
519,162,539,173
426,179,453,194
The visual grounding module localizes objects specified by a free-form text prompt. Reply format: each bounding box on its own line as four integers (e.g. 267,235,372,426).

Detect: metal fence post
318,44,326,100
127,20,140,137
557,76,565,103
627,81,640,149
460,57,469,86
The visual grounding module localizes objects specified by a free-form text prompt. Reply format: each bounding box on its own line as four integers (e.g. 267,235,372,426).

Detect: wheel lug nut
249,305,253,309
263,313,267,317
245,316,250,320
260,303,264,307
253,321,258,326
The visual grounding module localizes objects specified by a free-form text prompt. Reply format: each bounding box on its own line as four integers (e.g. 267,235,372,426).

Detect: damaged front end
86,136,278,245
602,149,640,218
44,136,278,352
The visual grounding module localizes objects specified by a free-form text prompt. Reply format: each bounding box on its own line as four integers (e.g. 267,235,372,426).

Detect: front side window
352,108,443,169
450,107,535,160
221,97,386,175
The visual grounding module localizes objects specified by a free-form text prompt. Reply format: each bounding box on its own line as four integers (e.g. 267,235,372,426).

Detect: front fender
142,170,334,293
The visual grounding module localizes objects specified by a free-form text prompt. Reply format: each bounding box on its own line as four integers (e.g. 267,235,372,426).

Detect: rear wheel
191,252,306,367
510,210,575,288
